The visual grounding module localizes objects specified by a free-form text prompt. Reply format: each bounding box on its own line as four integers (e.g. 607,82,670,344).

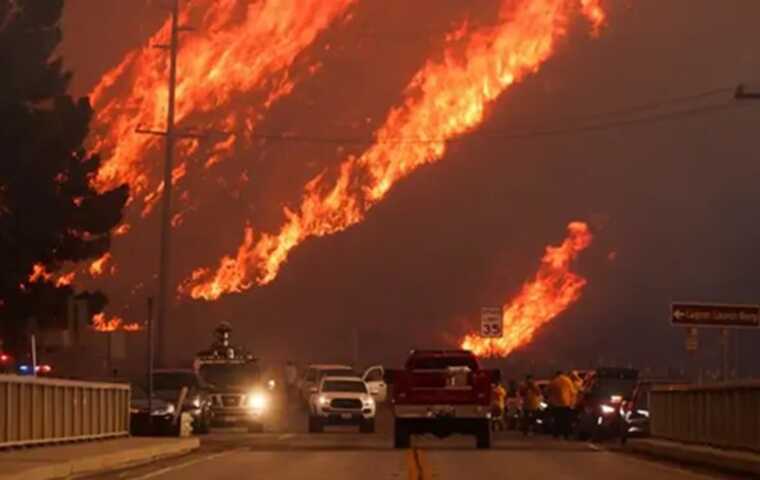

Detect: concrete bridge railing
651,381,760,452
0,374,130,448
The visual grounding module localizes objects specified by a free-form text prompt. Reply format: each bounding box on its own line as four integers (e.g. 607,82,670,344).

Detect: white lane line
128,450,237,480
586,442,602,451
278,434,295,440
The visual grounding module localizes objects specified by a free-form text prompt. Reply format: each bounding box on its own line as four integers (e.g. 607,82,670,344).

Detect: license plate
341,413,353,420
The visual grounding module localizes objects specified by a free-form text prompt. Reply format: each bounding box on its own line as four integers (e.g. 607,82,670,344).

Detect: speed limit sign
481,307,503,338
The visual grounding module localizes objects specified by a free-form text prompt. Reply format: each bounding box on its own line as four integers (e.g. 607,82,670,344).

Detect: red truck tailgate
394,369,492,405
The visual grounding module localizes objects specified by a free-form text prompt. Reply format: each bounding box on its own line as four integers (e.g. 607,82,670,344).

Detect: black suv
575,367,639,441
153,369,213,434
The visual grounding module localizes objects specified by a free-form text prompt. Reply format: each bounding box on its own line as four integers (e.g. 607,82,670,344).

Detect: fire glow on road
182,0,607,301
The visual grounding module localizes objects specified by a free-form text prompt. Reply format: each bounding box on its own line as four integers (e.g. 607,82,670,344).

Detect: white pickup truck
308,376,377,433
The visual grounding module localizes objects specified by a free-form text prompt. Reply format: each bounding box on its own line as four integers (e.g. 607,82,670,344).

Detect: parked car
620,379,685,442
308,376,376,433
575,367,639,441
299,364,355,403
153,369,212,434
130,384,178,436
361,365,387,403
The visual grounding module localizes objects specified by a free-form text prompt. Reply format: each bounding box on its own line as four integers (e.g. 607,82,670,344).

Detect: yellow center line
406,448,432,480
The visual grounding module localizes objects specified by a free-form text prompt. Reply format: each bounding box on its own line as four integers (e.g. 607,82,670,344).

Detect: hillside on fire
34,0,760,372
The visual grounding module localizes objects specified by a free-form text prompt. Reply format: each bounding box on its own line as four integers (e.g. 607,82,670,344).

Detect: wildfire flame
461,221,593,357
92,313,142,332
182,0,607,300
89,252,115,277
90,0,357,204
28,263,53,283
28,263,77,288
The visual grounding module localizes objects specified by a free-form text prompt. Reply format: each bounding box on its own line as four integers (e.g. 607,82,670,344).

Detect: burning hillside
462,221,593,357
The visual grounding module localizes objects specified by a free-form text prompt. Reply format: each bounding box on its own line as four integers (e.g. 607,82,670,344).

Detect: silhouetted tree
0,0,128,351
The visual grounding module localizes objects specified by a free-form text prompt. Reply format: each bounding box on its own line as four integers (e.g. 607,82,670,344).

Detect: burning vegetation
71,0,608,339
461,222,593,357
181,0,607,301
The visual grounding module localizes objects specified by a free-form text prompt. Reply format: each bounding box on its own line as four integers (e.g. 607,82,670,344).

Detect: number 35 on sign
481,307,503,338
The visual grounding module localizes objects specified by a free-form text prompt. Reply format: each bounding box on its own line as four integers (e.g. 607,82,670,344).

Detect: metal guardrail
650,381,760,452
0,374,130,448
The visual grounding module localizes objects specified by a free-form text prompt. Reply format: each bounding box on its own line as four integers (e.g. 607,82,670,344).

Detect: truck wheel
247,422,264,433
476,420,492,449
308,416,324,433
359,418,375,434
393,419,410,449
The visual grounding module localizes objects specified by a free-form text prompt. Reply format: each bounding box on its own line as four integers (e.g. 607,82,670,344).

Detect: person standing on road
491,380,507,432
519,374,542,436
547,371,575,439
285,361,298,403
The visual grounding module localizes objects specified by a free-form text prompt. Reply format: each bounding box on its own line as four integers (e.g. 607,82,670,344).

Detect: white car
300,364,388,404
299,364,354,403
308,376,376,433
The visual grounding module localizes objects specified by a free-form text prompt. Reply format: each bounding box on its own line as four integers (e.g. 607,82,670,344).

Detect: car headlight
600,404,615,415
363,397,375,408
247,392,267,410
267,379,276,390
191,396,201,408
318,395,330,406
539,402,548,410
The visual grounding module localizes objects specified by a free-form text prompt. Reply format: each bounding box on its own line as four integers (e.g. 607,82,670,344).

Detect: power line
195,97,749,147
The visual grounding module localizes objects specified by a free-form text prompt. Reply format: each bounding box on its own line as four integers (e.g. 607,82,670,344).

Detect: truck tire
308,416,324,433
359,418,375,434
476,420,492,449
393,419,410,449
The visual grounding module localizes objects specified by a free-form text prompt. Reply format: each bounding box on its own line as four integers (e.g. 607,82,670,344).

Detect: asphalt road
86,400,735,480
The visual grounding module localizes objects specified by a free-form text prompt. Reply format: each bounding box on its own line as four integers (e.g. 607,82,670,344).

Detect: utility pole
733,84,760,381
156,0,180,369
137,0,191,367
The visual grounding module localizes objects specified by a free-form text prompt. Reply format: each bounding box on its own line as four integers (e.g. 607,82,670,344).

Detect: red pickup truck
387,349,498,449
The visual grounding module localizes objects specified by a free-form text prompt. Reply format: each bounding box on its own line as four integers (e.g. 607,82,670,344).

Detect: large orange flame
461,221,592,357
182,0,607,300
90,0,357,202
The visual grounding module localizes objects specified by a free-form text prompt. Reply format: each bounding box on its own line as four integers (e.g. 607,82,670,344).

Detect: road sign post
672,302,760,383
671,302,760,328
480,307,503,338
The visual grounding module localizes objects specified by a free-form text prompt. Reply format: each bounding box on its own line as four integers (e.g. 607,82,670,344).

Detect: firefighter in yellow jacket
547,371,576,439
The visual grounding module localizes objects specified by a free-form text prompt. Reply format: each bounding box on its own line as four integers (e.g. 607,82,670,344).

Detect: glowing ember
55,272,76,287
89,252,115,277
92,313,123,332
28,263,53,283
183,0,607,300
461,221,593,357
90,0,357,203
113,224,131,236
92,313,142,332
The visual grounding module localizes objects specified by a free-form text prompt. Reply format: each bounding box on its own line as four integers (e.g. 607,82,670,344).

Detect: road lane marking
586,442,602,451
405,448,431,480
128,450,237,480
278,434,294,440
